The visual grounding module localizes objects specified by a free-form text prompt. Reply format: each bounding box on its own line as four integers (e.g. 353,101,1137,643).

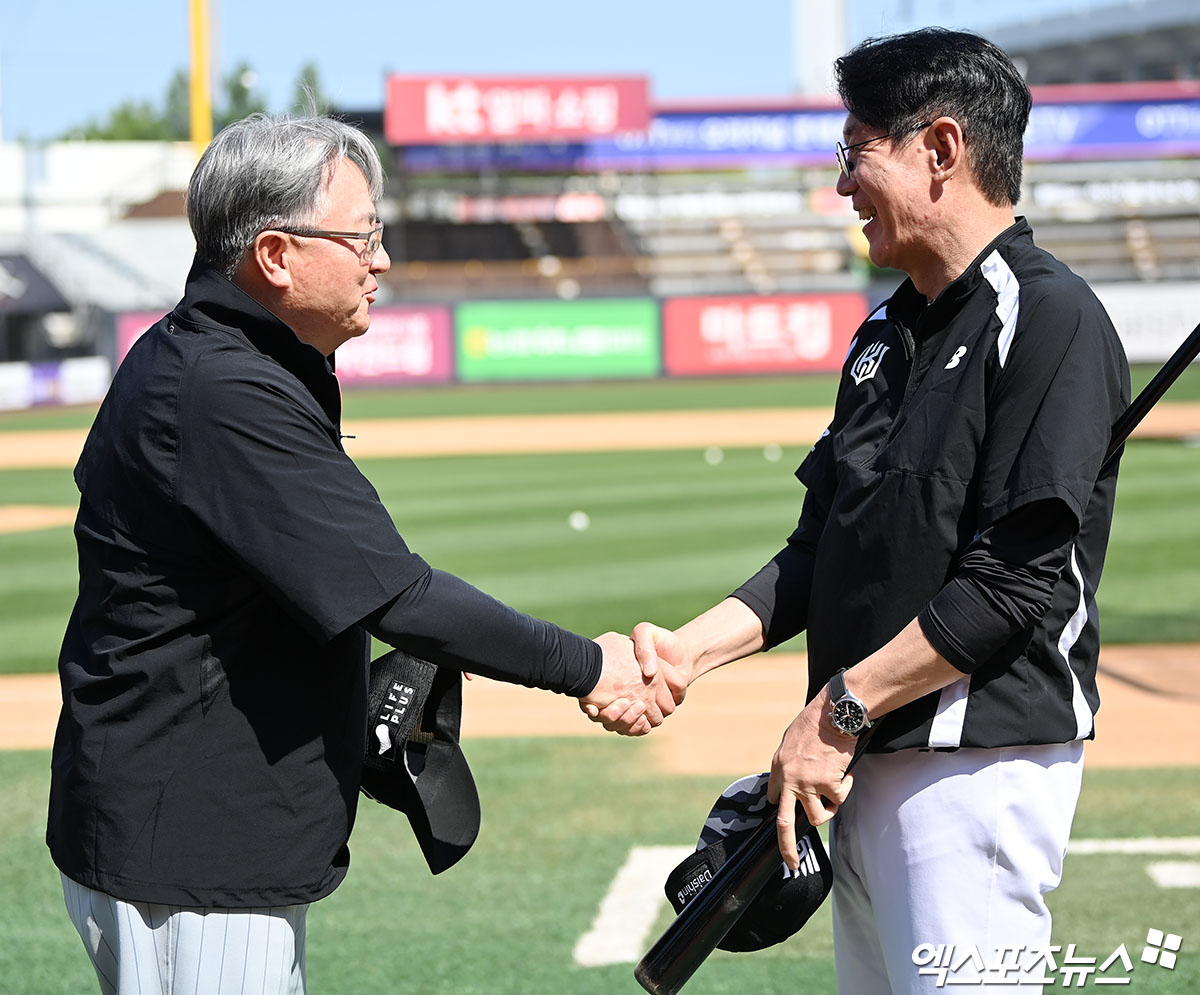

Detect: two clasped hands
581,624,691,736
580,613,852,873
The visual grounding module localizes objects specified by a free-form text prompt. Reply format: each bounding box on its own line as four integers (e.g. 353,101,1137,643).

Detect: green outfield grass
1,434,1197,675
2,376,1198,993
2,745,1196,995
2,362,1199,429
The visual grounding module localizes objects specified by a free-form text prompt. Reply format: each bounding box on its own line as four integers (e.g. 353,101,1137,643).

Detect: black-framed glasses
836,122,933,177
272,222,385,259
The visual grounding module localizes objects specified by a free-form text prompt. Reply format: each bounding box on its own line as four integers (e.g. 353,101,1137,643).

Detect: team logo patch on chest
851,341,890,384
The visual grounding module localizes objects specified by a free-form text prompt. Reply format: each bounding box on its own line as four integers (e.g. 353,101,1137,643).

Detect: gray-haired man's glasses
272,222,384,259
836,122,933,178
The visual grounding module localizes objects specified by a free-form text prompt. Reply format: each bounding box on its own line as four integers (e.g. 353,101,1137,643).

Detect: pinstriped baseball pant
61,874,308,995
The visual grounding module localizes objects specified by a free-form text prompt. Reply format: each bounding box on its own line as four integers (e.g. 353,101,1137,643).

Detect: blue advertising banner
401,105,848,172
400,85,1200,172
1026,97,1200,160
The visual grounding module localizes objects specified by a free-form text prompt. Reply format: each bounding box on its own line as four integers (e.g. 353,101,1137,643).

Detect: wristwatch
828,668,872,736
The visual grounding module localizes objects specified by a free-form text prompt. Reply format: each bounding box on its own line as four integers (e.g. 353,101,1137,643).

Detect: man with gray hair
48,112,671,995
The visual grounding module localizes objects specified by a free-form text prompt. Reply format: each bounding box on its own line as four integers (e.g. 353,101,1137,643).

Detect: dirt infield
454,645,1200,772
3,402,1199,768
3,402,1200,470
4,646,1198,771
0,505,77,534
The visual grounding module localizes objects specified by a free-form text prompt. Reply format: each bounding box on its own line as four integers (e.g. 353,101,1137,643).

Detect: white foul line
573,845,693,968
1068,838,1200,890
1068,837,1200,855
574,837,1200,970
1146,862,1200,888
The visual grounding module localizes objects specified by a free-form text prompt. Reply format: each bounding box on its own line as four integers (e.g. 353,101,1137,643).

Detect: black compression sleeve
919,500,1077,673
731,542,815,649
362,568,602,697
729,484,826,648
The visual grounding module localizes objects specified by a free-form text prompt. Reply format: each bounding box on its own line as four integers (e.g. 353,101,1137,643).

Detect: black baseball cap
359,648,481,875
664,772,832,952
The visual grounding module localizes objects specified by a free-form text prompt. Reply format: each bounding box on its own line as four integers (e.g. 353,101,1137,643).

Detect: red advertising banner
663,293,867,376
115,307,452,385
385,75,650,145
335,306,454,385
115,310,168,363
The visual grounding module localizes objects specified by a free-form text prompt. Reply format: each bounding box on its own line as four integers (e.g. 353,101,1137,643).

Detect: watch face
833,699,866,734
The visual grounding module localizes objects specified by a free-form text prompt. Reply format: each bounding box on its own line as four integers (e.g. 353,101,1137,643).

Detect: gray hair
187,112,384,277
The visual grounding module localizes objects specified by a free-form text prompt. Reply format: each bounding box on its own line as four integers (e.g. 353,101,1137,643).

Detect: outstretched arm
363,570,681,737
584,452,832,732
582,596,767,729
636,596,767,684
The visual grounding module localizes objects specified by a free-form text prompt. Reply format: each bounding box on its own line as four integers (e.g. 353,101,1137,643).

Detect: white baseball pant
829,742,1084,995
62,874,308,995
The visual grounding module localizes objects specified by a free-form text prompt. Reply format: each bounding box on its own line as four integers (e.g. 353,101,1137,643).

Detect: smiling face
835,115,937,279
282,157,390,355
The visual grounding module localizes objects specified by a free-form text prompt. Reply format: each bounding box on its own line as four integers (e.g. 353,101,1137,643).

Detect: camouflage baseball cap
663,772,832,952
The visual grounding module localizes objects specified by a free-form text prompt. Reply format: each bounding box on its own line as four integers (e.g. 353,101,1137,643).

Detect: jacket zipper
864,320,922,464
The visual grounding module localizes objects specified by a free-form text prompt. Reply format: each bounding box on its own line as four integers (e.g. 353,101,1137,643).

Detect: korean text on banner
663,293,867,376
456,299,660,382
385,75,650,145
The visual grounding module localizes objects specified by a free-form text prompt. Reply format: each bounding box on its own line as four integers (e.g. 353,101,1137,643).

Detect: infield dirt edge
3,405,1198,770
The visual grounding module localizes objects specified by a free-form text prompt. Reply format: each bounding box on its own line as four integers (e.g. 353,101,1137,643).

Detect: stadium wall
3,282,1196,412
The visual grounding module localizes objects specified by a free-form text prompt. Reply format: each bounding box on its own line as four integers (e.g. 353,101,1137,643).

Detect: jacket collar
889,217,1033,330
170,258,342,426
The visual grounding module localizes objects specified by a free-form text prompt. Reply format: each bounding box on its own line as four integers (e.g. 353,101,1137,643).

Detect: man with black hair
604,28,1130,993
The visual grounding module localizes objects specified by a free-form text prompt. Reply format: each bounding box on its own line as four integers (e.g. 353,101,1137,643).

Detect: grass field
2,372,1198,993
3,363,1200,429
2,746,1197,994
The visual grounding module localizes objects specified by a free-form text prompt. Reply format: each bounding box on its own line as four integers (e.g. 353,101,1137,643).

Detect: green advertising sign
455,299,661,382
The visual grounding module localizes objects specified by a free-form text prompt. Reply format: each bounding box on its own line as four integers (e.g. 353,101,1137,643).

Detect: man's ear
249,231,293,291
928,117,965,181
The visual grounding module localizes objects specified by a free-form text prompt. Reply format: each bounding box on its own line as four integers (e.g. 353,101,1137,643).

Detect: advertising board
335,306,454,385
456,299,660,381
663,293,866,375
386,75,650,145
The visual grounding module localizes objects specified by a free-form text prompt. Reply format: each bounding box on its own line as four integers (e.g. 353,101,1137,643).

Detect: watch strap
829,668,848,703
828,667,872,734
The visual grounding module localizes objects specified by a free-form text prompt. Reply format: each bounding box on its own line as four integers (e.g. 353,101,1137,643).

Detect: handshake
580,624,691,737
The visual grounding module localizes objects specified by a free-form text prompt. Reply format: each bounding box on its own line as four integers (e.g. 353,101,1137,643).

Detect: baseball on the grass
568,510,591,531
704,446,724,465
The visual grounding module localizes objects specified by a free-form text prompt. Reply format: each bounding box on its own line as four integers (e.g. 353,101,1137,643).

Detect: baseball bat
634,808,781,995
634,319,1200,995
1103,320,1200,469
637,726,877,995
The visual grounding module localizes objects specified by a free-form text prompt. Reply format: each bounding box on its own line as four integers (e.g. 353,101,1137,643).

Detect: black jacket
48,263,598,906
735,219,1130,750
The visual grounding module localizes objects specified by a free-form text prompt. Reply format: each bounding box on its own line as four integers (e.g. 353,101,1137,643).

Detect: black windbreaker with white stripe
734,218,1131,751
